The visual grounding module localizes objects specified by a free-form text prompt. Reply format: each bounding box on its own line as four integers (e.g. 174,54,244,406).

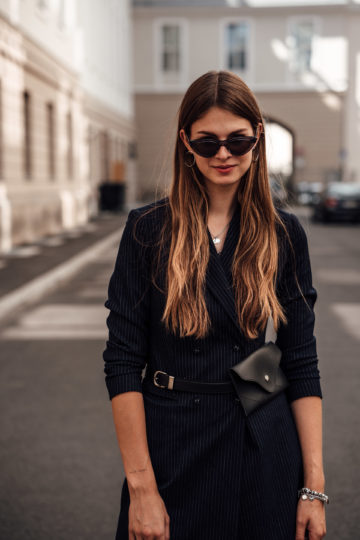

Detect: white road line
7,246,42,257
331,303,360,341
0,226,124,323
1,304,108,340
315,269,360,285
1,328,107,340
310,246,343,256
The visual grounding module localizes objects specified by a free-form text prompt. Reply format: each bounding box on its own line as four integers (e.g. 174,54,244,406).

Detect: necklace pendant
213,237,221,245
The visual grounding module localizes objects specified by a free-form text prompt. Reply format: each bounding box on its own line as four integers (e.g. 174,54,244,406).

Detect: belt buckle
153,370,175,390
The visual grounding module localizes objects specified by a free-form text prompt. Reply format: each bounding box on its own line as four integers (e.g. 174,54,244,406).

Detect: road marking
38,237,65,247
1,304,108,340
0,226,124,323
78,286,108,299
331,303,360,341
310,246,343,256
7,246,41,257
315,269,360,285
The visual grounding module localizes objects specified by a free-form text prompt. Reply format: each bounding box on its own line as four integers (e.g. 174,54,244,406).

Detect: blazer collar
206,203,241,332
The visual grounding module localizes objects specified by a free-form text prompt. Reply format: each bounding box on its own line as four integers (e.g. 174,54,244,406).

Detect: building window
36,0,51,19
66,111,73,180
58,0,66,30
225,22,249,71
155,19,187,87
47,103,55,180
37,0,50,11
162,25,180,73
0,81,3,179
289,19,316,74
100,131,109,180
23,91,32,179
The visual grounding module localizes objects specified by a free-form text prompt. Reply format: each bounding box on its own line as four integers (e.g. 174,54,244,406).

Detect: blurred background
0,1,359,539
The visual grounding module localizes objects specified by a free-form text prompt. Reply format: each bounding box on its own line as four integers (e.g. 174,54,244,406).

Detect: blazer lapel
206,204,241,332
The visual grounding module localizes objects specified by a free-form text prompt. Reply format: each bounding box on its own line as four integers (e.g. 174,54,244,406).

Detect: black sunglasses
186,124,261,158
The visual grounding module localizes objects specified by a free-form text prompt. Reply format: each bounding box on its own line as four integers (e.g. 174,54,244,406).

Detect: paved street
0,207,359,540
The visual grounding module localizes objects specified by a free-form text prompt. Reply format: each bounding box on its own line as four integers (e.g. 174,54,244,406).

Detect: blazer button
233,345,240,352
194,348,201,354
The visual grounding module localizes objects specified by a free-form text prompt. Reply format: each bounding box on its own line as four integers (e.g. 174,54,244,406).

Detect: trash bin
99,181,125,212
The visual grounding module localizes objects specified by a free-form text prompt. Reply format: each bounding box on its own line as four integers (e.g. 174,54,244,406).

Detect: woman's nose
215,144,232,159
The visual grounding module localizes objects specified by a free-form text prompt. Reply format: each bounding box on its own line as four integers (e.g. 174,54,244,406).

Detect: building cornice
133,4,359,17
0,14,78,78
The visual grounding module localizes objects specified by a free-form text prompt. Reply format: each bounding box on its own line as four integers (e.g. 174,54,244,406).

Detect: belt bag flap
229,342,288,415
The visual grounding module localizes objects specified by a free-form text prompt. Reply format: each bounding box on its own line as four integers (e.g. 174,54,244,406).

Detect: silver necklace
210,220,231,245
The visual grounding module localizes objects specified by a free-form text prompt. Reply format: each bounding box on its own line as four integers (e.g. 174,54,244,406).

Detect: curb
0,226,125,324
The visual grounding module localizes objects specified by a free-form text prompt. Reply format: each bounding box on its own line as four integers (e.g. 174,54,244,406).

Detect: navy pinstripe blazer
103,198,322,540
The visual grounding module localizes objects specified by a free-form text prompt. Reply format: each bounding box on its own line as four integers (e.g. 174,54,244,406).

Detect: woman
103,71,327,540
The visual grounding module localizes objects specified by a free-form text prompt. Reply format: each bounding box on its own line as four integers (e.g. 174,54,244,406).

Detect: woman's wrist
303,473,325,493
127,467,158,496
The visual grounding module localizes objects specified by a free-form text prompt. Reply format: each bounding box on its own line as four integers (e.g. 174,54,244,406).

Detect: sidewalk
0,211,128,323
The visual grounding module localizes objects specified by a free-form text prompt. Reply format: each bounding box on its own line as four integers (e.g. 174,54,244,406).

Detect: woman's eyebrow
196,128,249,136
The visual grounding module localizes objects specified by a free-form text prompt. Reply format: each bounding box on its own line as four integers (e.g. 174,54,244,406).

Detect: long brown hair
153,71,294,340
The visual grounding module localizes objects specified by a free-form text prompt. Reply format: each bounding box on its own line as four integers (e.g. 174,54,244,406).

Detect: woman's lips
212,165,236,173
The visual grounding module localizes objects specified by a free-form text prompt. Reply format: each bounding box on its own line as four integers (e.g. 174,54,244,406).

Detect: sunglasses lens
227,137,257,156
190,140,219,158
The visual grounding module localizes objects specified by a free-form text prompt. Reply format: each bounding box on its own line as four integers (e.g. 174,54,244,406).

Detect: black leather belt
147,368,234,394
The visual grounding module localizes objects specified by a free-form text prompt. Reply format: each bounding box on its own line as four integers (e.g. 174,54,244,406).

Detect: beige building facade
132,0,359,199
0,0,136,253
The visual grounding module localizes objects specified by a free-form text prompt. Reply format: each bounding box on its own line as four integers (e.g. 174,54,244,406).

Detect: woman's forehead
191,106,252,137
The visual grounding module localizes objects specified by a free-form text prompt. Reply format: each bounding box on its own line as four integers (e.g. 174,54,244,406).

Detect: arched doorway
263,116,296,204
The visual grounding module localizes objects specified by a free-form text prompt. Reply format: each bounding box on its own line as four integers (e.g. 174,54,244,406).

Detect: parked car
312,182,360,223
296,181,323,206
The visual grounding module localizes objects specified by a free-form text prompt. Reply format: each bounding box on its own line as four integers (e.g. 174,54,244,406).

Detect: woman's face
180,106,260,190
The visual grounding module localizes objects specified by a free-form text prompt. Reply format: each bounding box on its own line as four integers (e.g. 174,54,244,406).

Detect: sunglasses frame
186,122,263,158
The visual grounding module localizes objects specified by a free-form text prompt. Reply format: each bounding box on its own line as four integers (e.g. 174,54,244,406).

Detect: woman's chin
204,173,242,188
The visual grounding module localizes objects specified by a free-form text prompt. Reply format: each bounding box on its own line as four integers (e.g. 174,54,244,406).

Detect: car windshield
328,183,360,197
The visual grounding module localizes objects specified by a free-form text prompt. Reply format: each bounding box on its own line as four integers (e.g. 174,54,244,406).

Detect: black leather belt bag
229,341,288,416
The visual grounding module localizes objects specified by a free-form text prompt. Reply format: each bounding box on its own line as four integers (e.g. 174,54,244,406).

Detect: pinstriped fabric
103,198,322,540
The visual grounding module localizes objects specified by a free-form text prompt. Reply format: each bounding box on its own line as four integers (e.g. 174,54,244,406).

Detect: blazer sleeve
275,213,322,403
103,209,151,400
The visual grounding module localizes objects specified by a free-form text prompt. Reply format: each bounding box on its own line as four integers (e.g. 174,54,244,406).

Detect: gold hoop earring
184,151,196,168
252,152,259,163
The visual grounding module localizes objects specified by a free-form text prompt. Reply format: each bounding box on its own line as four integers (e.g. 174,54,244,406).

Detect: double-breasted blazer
103,198,322,540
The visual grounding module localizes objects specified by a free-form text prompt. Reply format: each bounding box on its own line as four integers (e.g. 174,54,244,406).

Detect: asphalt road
0,207,359,540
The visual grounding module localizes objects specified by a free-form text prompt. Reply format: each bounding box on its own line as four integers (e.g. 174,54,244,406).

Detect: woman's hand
295,498,326,540
128,486,170,540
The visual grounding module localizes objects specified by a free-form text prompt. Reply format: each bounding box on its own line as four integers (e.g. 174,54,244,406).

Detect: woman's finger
165,513,170,540
295,516,308,540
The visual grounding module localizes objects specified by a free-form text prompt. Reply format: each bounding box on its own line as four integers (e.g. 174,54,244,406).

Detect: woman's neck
207,184,239,221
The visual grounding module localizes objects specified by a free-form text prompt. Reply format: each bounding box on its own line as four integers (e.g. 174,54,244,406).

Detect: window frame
66,110,73,181
36,0,51,22
46,102,56,181
220,17,254,84
0,80,3,180
154,17,188,90
286,15,322,80
23,91,32,180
